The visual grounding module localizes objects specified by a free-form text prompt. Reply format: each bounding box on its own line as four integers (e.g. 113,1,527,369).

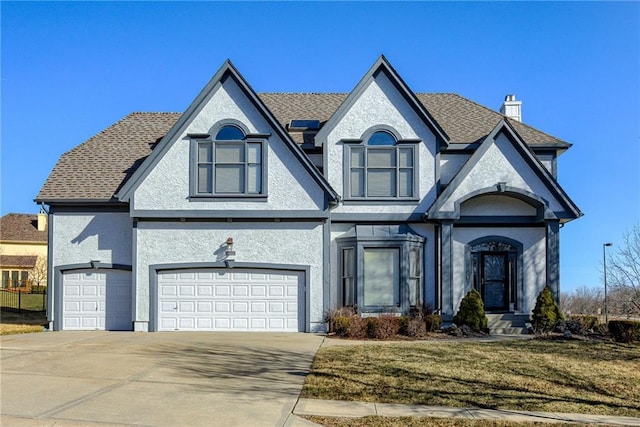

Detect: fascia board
315,55,449,148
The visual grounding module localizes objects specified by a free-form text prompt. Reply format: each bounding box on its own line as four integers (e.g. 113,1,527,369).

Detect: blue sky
1,1,638,293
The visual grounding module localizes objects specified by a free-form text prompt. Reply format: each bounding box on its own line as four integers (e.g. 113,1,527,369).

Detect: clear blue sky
1,1,638,293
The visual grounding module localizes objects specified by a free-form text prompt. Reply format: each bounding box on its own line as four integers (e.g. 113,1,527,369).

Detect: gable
116,61,338,216
428,121,581,221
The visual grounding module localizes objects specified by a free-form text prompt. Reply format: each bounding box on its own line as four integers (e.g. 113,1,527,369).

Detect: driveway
1,331,324,426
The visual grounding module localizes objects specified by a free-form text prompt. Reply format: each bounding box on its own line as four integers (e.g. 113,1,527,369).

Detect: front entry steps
486,313,530,335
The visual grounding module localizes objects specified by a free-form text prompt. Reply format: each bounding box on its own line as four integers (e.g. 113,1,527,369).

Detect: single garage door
62,269,132,331
156,269,303,332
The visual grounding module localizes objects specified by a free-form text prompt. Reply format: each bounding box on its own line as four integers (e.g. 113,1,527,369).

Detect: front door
481,252,509,311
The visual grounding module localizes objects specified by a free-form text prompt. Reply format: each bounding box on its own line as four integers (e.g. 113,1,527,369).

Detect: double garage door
62,269,132,331
156,269,303,332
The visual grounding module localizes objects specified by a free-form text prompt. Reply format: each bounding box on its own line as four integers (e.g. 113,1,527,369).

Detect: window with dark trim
345,130,418,200
192,124,266,197
337,225,424,313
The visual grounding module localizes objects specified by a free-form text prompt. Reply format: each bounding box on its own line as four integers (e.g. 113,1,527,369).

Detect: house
0,212,48,289
36,56,581,332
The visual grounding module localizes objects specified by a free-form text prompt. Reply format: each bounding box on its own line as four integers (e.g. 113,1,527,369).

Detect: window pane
198,143,212,163
363,248,399,306
409,278,420,306
342,248,355,306
215,165,244,193
368,149,395,167
351,169,364,197
367,169,396,197
351,148,364,167
215,125,244,140
198,165,212,193
216,144,244,163
368,131,396,146
247,143,261,164
2,271,9,288
399,169,413,197
247,164,261,193
11,271,19,288
399,147,413,167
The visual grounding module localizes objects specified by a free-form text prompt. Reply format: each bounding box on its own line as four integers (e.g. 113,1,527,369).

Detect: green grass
0,292,46,311
302,340,640,417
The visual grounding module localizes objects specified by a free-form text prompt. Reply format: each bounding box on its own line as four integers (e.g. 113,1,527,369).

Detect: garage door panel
157,269,303,332
62,269,132,331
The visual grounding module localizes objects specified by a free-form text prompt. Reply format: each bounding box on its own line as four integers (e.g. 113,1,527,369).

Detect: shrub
531,286,564,334
425,314,442,332
453,289,487,332
375,314,400,339
608,320,640,343
567,315,600,335
365,316,379,338
397,316,410,335
406,318,427,337
326,306,356,334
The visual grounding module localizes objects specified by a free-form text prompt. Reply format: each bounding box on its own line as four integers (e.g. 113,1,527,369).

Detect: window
193,124,265,197
346,130,417,200
337,225,424,312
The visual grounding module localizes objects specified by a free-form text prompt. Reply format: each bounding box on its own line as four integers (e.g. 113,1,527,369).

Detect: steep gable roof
36,68,572,203
427,119,581,222
0,213,48,243
116,60,339,204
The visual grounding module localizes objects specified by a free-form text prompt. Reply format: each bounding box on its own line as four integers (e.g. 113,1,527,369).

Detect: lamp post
603,243,613,323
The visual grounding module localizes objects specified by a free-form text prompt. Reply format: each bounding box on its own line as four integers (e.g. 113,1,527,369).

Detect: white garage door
156,269,303,332
62,269,132,331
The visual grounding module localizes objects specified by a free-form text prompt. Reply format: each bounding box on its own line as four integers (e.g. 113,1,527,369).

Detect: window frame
189,123,268,199
343,127,420,202
337,232,424,313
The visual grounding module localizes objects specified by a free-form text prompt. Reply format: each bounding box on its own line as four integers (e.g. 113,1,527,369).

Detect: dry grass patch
302,340,640,417
304,416,574,427
0,308,46,335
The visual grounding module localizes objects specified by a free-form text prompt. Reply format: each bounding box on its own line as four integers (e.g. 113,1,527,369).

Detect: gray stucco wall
451,226,546,315
322,71,438,214
460,194,537,216
133,77,325,212
134,221,325,331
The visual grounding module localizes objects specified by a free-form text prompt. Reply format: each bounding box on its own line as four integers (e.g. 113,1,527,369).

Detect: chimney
500,94,522,122
37,211,47,232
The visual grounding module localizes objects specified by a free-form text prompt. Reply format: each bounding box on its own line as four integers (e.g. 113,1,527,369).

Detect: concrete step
486,314,530,335
491,327,529,335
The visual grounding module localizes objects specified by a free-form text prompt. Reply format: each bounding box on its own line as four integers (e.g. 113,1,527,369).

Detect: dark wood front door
481,252,509,311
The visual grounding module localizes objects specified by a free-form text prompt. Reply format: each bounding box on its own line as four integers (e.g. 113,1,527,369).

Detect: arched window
194,123,264,196
346,129,417,199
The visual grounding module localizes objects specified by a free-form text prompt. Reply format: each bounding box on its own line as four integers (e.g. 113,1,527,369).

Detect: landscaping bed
302,339,640,417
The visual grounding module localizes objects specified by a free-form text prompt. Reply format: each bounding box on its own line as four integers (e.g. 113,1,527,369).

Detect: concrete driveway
1,331,324,426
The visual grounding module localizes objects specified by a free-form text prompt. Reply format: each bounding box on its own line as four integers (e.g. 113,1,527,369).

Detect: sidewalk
292,398,640,426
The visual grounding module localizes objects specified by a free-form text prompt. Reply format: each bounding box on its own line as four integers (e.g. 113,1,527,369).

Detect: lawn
302,339,640,417
304,416,573,427
0,308,47,335
0,291,47,311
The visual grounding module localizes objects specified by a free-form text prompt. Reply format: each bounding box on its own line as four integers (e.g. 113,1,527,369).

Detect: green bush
453,289,487,332
608,320,640,343
365,316,379,338
397,316,410,335
567,315,599,335
531,286,564,334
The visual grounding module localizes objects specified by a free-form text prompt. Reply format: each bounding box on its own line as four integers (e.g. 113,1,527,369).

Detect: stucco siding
52,213,132,267
133,77,325,212
134,221,325,331
323,72,438,214
439,133,565,214
460,195,537,216
451,227,546,315
440,153,470,186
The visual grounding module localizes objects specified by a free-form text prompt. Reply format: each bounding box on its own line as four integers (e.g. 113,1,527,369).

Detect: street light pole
603,242,613,324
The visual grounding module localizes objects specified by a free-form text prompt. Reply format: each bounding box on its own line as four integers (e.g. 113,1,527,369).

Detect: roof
36,93,570,203
0,214,48,242
0,255,38,269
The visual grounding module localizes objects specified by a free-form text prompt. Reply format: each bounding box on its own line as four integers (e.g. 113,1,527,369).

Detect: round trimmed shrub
531,286,564,334
453,289,488,332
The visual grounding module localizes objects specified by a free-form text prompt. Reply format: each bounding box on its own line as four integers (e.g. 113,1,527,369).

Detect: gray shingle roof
36,93,570,202
0,255,38,269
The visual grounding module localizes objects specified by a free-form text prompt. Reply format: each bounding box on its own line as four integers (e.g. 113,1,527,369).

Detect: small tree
30,256,48,289
531,286,564,334
453,289,488,332
607,224,640,317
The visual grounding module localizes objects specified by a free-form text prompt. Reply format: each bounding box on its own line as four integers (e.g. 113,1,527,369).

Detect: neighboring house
0,213,48,289
36,56,581,332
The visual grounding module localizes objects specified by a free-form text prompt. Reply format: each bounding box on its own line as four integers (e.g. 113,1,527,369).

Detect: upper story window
192,123,266,198
345,129,418,200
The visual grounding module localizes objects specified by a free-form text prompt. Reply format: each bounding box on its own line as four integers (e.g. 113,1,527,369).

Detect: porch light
225,237,236,258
